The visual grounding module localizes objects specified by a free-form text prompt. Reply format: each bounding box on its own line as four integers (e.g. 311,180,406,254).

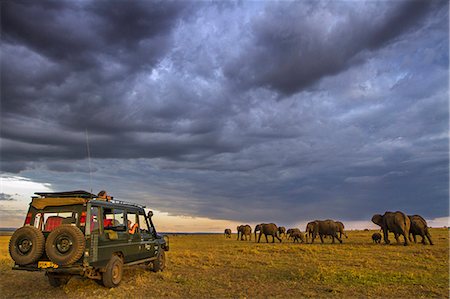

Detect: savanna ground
0,229,448,298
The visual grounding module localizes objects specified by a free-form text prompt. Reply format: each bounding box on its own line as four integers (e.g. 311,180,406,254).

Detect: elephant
371,211,410,246
256,223,282,243
278,226,286,239
308,220,342,244
335,221,348,239
237,225,252,241
305,221,318,241
372,232,382,244
408,215,433,245
286,228,300,240
290,230,307,243
224,228,232,238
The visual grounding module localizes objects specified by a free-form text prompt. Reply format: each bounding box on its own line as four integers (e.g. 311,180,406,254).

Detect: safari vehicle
9,190,169,288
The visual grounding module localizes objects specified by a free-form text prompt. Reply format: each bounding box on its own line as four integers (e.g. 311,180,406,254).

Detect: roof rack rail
109,199,146,209
35,190,96,199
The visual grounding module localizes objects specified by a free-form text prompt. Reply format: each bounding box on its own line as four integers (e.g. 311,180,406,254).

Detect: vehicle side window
127,213,138,234
90,207,100,233
103,208,125,228
138,214,149,233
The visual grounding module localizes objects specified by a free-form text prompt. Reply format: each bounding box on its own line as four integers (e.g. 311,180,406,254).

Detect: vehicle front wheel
102,255,123,288
46,272,71,287
151,250,166,272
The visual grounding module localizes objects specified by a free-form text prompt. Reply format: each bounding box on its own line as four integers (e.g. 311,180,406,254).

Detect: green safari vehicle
9,190,169,288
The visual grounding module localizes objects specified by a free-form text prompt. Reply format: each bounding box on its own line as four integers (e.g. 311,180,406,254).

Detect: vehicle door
97,207,129,264
137,212,157,260
126,212,141,262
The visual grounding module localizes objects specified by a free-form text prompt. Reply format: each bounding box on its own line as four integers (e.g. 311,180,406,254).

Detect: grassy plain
0,229,448,298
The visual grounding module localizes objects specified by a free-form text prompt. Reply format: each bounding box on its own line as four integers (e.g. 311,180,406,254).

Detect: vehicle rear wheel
151,250,166,272
45,225,85,266
9,226,45,265
46,272,71,287
102,255,123,288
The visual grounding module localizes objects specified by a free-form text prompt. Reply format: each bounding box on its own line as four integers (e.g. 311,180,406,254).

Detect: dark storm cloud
1,1,448,226
224,1,444,95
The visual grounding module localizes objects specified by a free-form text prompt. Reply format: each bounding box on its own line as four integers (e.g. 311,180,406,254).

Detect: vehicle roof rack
34,190,146,209
34,190,96,199
108,199,146,209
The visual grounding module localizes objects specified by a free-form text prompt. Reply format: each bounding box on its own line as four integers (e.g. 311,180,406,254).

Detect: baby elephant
372,233,382,244
291,231,307,243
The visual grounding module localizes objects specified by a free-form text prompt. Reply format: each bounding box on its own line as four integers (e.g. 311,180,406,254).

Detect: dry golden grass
0,229,448,298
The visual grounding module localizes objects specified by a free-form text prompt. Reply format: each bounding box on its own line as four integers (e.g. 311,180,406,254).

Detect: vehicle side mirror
147,211,153,219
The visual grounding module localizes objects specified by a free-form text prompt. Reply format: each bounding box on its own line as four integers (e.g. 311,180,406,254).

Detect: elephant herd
224,211,433,246
371,211,433,246
230,221,347,244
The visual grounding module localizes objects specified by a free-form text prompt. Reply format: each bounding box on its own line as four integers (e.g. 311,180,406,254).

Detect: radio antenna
85,128,93,194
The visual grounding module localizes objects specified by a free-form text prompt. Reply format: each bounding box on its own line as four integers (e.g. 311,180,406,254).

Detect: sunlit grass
0,229,448,298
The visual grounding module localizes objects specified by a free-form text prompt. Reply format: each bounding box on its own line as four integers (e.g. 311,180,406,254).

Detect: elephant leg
276,234,282,243
421,234,426,245
403,233,409,246
413,234,417,243
334,233,342,244
425,231,433,245
383,229,390,244
265,234,269,243
319,234,324,244
258,231,262,243
331,235,335,244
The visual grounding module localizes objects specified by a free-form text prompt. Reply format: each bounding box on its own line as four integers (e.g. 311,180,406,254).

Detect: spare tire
9,226,45,265
45,225,85,266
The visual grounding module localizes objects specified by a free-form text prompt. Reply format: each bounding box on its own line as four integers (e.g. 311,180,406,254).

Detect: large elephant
308,220,342,244
224,228,232,238
256,223,282,243
408,215,433,245
305,221,318,241
371,211,410,246
278,226,286,239
335,221,348,239
237,225,252,241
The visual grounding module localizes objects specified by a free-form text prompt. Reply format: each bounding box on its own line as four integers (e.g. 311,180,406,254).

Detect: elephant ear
371,214,383,227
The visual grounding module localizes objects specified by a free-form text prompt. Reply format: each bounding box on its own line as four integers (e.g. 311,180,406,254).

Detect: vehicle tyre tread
9,226,45,265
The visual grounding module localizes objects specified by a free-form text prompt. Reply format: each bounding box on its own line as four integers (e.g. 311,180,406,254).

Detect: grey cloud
224,1,445,96
1,1,448,226
0,193,17,201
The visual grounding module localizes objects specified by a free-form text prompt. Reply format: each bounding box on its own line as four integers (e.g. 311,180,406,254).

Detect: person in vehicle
97,190,112,201
128,220,138,234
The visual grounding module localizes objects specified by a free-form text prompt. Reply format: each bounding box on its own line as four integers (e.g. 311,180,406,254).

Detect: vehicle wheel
152,250,166,272
46,272,71,287
9,226,45,265
45,225,85,266
102,255,123,288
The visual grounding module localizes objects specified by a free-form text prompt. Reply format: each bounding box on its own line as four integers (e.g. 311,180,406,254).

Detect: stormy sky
1,1,448,229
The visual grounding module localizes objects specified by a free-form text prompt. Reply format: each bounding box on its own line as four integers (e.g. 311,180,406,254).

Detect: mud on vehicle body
9,190,169,288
